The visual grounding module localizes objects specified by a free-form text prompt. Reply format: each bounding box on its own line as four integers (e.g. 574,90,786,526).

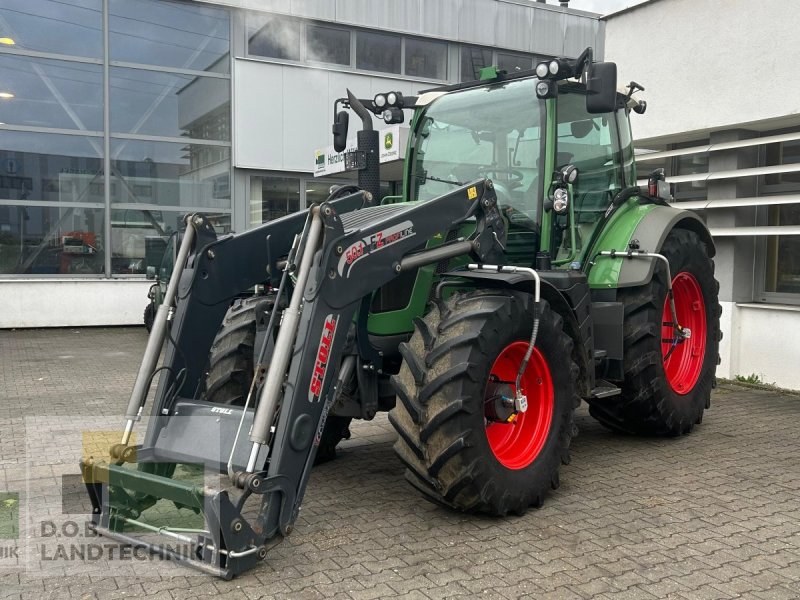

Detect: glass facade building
0,0,232,276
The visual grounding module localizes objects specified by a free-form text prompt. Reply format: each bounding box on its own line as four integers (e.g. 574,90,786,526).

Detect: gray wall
200,0,604,58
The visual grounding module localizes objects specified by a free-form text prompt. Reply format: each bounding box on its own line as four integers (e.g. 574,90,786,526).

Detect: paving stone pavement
1,326,799,599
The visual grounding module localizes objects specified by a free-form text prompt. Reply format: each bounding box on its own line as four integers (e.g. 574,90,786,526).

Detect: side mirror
146,265,156,280
332,110,349,153
586,61,618,114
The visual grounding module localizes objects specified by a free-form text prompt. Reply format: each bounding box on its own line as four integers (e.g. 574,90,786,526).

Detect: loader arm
84,179,506,579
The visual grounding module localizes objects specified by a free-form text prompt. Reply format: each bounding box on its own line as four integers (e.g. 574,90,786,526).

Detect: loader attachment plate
82,458,267,579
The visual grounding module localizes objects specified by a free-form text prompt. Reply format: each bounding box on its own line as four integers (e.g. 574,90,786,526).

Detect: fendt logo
309,315,338,402
337,220,416,278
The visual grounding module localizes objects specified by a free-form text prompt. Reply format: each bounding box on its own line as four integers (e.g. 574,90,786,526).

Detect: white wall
717,301,800,390
234,59,429,171
605,0,800,144
0,280,151,328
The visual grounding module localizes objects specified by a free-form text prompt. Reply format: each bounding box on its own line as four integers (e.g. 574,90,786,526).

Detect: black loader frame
82,180,507,579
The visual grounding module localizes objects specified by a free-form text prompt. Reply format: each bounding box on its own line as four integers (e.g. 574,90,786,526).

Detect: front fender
587,203,714,289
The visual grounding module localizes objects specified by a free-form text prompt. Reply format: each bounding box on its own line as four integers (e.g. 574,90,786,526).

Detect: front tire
589,228,721,435
203,296,352,463
389,290,579,516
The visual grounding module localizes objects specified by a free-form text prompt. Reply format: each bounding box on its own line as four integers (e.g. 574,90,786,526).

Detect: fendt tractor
81,48,721,578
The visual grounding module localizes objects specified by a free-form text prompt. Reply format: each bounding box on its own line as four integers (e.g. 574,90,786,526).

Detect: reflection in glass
356,31,401,74
497,52,532,74
765,206,800,294
305,179,347,207
0,131,104,203
307,25,350,65
247,14,302,61
460,46,493,82
110,139,231,209
0,0,102,58
110,208,230,275
110,68,230,140
0,55,103,131
109,0,230,73
0,205,104,274
249,176,300,225
405,38,447,80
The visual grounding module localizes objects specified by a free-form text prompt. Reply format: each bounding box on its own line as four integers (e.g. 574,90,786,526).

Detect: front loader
82,48,721,578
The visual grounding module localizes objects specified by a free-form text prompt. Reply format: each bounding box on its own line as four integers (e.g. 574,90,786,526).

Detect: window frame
243,12,452,83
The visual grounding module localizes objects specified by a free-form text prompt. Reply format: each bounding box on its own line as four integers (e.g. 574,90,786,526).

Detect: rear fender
588,204,714,289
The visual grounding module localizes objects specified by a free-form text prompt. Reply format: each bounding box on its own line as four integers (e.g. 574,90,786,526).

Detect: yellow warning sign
467,186,478,200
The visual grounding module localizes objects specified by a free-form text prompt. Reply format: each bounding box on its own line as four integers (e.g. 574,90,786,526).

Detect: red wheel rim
662,272,706,394
484,341,554,470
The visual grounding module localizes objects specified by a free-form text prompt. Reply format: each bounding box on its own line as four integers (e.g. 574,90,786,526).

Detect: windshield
410,78,544,228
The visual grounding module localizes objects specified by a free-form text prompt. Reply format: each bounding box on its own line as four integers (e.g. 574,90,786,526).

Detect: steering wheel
478,167,524,183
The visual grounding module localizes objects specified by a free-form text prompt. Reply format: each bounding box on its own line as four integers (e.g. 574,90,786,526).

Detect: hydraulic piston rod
246,208,324,471
121,215,197,445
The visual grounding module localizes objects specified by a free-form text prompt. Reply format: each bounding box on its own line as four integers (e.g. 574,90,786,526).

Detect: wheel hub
484,378,519,423
484,341,554,470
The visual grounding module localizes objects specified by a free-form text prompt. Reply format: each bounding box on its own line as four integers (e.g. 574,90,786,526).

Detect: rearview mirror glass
586,62,618,114
332,110,349,152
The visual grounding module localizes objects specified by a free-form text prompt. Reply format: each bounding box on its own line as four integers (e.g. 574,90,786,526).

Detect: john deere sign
314,125,402,177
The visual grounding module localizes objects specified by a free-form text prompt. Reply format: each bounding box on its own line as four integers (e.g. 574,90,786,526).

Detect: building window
109,68,231,141
0,55,103,132
109,0,230,73
764,205,800,295
247,14,303,62
764,139,800,187
0,131,105,275
0,0,232,278
307,25,351,65
497,52,532,74
461,46,493,82
249,176,301,225
356,31,401,74
0,0,103,59
244,13,449,82
461,47,542,82
405,38,447,80
670,140,708,200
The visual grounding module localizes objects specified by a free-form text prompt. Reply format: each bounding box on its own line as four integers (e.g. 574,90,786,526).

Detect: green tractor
83,48,720,578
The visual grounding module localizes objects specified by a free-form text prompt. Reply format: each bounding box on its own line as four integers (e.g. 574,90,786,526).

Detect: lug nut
206,249,216,259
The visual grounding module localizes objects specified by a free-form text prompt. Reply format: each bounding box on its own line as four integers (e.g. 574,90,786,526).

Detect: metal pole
246,208,323,471
121,217,196,445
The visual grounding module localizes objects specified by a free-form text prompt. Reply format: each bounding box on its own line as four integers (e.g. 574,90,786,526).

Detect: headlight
536,63,549,78
536,81,550,97
374,94,386,108
549,60,560,75
387,91,398,106
553,188,569,214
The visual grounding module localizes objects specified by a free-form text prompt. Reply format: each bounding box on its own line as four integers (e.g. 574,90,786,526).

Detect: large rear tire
203,296,351,463
589,228,721,435
389,290,579,516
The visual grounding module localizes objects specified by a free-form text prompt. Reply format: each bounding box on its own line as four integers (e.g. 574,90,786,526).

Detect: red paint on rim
485,341,554,470
662,272,707,394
